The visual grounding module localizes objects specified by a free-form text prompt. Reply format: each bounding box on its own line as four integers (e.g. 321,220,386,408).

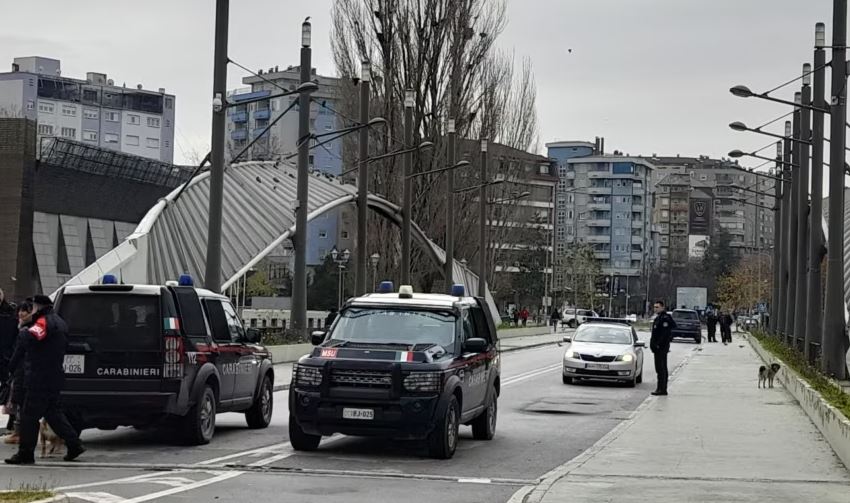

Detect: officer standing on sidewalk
650,300,676,396
5,295,85,465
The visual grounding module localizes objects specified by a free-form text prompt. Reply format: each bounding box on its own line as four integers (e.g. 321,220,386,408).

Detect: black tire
245,374,273,429
625,376,637,388
636,371,643,384
562,375,573,384
427,395,460,459
181,385,216,445
471,389,497,441
289,414,321,451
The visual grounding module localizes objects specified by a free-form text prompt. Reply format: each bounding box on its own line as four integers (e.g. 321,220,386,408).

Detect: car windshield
573,326,632,344
329,308,456,351
673,311,698,320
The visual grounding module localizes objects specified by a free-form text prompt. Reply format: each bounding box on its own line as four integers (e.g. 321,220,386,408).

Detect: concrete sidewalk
532,337,850,502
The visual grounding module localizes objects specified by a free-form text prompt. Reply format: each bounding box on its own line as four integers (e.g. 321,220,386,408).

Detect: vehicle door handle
67,342,92,353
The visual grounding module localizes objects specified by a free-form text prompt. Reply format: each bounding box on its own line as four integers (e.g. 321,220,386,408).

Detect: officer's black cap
32,294,53,306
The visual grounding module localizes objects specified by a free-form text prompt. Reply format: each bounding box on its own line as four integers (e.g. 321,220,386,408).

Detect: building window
26,100,34,111
340,231,349,239
82,130,97,142
38,101,55,113
164,140,170,148
147,117,160,128
83,109,98,120
37,124,53,135
61,105,77,116
104,133,119,143
60,127,76,138
104,111,119,122
165,119,171,127
147,137,160,148
318,230,328,239
308,154,314,167
165,98,173,109
126,135,140,146
127,114,140,125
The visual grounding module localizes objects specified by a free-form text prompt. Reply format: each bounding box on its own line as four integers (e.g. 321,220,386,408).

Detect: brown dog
39,419,64,458
758,363,781,389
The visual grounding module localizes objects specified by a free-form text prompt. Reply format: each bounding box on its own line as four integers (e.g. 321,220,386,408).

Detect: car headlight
293,364,323,387
403,371,442,393
616,354,634,362
564,350,580,360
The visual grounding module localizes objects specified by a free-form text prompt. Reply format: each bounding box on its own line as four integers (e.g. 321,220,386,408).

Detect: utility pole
291,20,313,335
794,68,812,351
479,139,488,297
204,0,229,292
823,0,848,378
770,141,783,334
776,126,792,336
445,118,456,291
783,98,801,343
806,24,827,362
401,90,414,286
354,61,371,296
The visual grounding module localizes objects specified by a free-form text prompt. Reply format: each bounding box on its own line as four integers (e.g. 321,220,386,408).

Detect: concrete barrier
268,343,313,363
749,335,850,470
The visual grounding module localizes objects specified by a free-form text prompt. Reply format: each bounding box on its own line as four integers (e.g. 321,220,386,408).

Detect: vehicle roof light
378,281,394,293
399,285,414,299
451,284,465,297
178,274,194,286
102,274,118,285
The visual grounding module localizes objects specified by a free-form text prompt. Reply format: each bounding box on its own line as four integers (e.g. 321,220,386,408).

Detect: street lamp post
331,248,351,309
355,61,371,297
805,23,827,362
777,126,793,337
794,67,812,352
401,90,414,286
479,139,489,297
771,143,783,334
370,252,380,291
823,0,848,379
784,97,801,343
445,119,457,292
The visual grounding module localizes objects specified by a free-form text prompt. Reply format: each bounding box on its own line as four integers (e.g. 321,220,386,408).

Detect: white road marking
502,363,562,387
121,471,243,503
458,477,492,484
64,493,127,503
58,471,182,491
196,442,290,465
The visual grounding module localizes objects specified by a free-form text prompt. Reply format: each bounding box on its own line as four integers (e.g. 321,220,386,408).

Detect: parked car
561,318,645,387
670,309,702,344
561,308,599,329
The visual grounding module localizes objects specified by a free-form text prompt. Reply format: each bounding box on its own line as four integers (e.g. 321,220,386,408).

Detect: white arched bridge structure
54,161,499,320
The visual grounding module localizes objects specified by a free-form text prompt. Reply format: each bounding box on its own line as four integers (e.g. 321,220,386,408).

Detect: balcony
254,109,271,120
631,252,644,261
585,235,610,244
252,128,268,137
231,129,247,141
587,202,611,211
586,186,611,195
632,204,645,212
631,219,643,228
632,236,644,245
230,111,248,123
585,219,610,227
593,251,611,259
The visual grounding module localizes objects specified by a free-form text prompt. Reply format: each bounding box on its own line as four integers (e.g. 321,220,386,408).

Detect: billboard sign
689,197,712,235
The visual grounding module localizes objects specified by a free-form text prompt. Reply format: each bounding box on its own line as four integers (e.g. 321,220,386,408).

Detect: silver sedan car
562,321,645,387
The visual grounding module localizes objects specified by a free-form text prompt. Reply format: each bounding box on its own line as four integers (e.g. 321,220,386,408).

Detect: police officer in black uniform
650,300,676,396
5,295,85,465
706,308,718,343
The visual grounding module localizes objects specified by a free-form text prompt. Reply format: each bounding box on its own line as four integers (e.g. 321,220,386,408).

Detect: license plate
586,363,609,370
64,354,85,374
342,408,374,420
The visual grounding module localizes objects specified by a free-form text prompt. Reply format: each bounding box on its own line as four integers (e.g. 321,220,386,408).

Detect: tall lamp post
370,253,381,291
330,248,351,309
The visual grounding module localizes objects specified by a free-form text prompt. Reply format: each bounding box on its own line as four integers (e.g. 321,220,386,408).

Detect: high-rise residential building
548,140,656,314
227,66,345,267
0,57,175,163
648,155,776,266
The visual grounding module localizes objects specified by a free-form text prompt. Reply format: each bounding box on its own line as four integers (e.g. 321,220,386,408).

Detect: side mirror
562,336,572,343
311,330,326,346
635,341,646,348
463,337,488,353
245,328,261,344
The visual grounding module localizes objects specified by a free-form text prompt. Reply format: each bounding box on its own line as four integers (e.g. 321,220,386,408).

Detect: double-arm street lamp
330,247,351,309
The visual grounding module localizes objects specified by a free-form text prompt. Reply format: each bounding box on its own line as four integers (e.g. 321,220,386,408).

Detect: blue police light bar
102,274,118,285
178,274,194,287
378,281,394,294
451,284,465,297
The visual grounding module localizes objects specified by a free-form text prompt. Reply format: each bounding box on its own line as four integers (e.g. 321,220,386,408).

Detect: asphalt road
2,330,696,503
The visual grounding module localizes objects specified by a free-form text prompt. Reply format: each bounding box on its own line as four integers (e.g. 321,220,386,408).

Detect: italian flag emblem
397,351,414,362
163,318,180,331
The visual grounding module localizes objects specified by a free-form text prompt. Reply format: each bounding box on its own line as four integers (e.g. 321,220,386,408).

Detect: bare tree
331,0,539,290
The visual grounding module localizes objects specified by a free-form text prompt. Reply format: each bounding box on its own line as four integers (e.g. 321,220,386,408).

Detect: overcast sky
0,0,839,169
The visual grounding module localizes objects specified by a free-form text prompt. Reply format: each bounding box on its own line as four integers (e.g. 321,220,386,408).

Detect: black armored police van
288,283,500,459
53,274,275,445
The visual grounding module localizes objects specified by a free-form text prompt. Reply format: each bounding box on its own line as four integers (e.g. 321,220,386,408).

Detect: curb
29,494,69,503
509,346,699,503
748,335,850,470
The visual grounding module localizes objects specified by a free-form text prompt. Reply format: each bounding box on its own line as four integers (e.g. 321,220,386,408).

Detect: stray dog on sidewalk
758,363,781,389
39,419,65,458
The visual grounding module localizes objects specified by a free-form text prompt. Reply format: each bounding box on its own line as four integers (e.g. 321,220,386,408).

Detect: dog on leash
39,419,64,458
758,363,781,389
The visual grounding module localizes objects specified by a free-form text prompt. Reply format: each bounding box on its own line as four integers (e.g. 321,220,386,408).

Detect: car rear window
673,311,698,320
59,294,161,351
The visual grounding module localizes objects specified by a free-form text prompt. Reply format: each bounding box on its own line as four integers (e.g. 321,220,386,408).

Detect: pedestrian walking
719,310,733,345
520,308,529,327
650,300,676,396
549,308,561,333
5,295,85,465
512,308,519,328
0,289,18,433
706,310,718,343
2,301,32,445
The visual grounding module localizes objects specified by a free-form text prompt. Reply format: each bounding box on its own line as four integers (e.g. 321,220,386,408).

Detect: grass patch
0,490,54,503
751,330,850,420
